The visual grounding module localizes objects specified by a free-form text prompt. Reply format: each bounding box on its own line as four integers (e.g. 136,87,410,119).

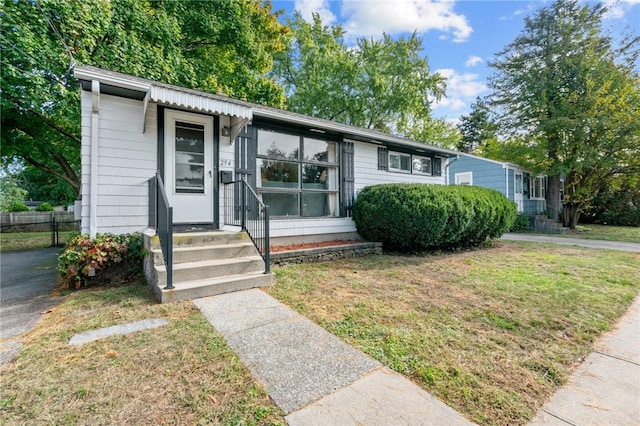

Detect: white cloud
294,0,337,25
339,0,472,43
602,0,640,19
499,3,536,21
432,68,488,116
465,55,483,67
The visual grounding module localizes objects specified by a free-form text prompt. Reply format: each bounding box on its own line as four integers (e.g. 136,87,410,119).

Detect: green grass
0,283,284,425
0,231,77,251
266,241,640,426
560,224,640,243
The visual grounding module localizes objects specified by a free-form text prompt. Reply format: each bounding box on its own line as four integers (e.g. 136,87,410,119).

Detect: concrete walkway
501,233,640,253
194,289,475,425
529,296,640,425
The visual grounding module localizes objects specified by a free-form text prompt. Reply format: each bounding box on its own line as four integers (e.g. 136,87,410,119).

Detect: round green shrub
510,213,532,232
352,184,516,251
6,202,29,212
35,202,54,212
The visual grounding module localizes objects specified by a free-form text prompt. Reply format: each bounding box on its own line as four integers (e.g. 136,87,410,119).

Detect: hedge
352,184,516,251
58,233,146,289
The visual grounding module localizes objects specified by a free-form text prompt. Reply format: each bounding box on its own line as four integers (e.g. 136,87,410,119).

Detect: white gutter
90,80,100,238
75,67,151,92
504,164,509,197
444,154,460,185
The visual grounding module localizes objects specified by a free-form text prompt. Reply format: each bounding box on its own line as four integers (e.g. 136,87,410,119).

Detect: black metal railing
148,171,174,289
223,178,270,273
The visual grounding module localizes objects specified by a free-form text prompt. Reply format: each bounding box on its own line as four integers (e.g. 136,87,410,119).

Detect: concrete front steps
533,215,571,233
144,230,273,303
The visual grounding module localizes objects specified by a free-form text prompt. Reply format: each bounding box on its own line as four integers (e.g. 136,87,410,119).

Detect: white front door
514,172,524,213
164,110,214,223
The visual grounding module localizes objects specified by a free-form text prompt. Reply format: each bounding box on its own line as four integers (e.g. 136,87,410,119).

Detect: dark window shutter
378,147,388,171
433,157,442,176
341,142,355,217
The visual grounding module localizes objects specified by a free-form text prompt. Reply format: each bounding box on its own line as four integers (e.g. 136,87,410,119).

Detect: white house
75,66,460,302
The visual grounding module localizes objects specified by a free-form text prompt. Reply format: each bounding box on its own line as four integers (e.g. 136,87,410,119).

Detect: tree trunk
546,174,562,222
563,203,581,229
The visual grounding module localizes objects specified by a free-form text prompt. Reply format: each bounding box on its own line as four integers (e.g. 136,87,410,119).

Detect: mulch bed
270,240,363,253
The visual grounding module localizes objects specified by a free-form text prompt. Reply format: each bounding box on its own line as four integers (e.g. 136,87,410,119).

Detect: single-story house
448,153,547,215
74,66,461,302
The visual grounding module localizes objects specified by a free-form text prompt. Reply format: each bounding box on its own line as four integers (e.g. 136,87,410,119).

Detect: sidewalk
194,289,475,425
529,296,640,425
501,233,640,253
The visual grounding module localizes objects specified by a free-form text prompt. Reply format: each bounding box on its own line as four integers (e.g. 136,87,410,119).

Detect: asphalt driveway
1,248,63,340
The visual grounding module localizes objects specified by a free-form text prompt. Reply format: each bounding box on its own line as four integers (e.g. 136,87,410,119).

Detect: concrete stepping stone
68,318,167,346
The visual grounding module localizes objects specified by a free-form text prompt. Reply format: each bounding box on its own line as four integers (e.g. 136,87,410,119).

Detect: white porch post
90,80,100,238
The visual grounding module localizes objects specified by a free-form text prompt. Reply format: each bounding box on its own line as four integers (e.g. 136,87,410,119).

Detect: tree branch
24,156,80,193
27,109,81,145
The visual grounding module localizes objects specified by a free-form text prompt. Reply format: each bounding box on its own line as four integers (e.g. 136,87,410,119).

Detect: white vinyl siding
81,92,157,235
353,142,445,194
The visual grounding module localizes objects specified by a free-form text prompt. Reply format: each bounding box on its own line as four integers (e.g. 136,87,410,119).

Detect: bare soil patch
271,239,362,253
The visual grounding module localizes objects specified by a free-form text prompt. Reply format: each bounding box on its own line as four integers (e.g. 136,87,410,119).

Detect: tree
488,0,640,228
457,97,497,153
1,0,288,197
273,13,451,145
0,173,28,212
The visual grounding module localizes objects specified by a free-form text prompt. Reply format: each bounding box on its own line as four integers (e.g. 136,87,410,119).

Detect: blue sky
271,0,640,123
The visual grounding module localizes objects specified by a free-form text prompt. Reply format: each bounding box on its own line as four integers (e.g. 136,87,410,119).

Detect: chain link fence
0,218,81,252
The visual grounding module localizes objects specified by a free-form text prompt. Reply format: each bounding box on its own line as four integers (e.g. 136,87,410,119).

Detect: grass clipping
267,241,640,426
0,284,283,425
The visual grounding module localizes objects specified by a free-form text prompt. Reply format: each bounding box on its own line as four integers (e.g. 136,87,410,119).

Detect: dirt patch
271,240,363,253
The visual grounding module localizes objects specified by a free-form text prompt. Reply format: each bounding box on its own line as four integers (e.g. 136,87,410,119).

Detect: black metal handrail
148,171,173,289
223,178,270,273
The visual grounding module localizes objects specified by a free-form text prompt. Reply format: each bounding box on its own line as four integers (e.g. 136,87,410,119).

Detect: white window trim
530,175,546,200
412,155,432,175
455,172,473,186
388,152,412,173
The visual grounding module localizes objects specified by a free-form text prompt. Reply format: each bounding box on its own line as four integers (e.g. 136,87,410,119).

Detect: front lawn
267,241,640,425
562,224,640,243
0,284,284,425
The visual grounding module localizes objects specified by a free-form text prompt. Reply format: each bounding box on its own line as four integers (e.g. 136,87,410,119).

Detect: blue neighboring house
448,153,547,215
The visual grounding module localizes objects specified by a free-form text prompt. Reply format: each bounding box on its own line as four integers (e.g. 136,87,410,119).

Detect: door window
175,121,205,194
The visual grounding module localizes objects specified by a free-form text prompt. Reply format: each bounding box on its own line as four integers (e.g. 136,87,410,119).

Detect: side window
455,172,473,185
412,156,432,175
389,152,411,173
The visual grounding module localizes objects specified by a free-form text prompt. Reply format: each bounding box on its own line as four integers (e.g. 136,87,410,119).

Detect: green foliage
18,165,78,206
510,214,532,232
582,176,640,227
0,173,28,211
35,202,54,212
58,233,146,289
273,13,451,146
5,202,29,212
457,97,497,153
352,184,516,251
489,0,640,228
1,0,288,192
